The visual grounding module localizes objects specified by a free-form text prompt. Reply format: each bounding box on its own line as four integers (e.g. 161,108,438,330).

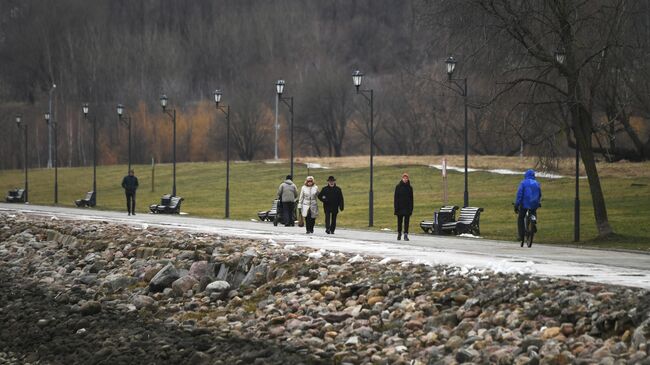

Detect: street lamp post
15,115,28,203
116,104,132,173
352,70,374,227
554,48,580,242
444,56,470,208
44,111,58,204
47,83,56,168
160,94,177,196
276,80,295,178
82,104,97,202
213,89,231,218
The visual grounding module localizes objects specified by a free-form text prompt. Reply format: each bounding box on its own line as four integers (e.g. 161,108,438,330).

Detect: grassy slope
1,158,649,250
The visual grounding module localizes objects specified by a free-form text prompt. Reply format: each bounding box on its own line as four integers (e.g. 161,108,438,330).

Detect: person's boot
404,233,409,241
397,232,402,240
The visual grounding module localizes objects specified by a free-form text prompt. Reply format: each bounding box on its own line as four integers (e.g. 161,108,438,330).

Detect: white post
442,157,448,205
274,93,279,160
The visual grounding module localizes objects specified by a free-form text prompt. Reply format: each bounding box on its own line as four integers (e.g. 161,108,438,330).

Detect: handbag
298,206,304,227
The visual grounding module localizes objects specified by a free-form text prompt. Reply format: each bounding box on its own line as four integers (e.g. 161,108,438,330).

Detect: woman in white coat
299,176,319,234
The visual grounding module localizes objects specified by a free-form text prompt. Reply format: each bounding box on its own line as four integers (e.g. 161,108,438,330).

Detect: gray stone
456,348,478,363
205,280,231,292
131,295,156,309
216,264,229,281
103,274,138,291
632,317,650,351
79,274,98,285
240,263,268,287
149,263,180,292
80,301,102,316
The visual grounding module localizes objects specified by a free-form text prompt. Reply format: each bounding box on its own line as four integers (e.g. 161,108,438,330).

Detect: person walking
299,176,319,234
514,169,542,244
394,172,414,241
121,169,139,216
277,175,298,226
318,175,344,234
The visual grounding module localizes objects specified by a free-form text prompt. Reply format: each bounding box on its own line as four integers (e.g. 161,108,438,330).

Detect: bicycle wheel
526,220,534,247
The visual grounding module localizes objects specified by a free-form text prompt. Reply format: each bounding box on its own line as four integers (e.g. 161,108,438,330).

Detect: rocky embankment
0,212,649,365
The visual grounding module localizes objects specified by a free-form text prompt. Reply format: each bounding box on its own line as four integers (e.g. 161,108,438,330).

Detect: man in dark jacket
121,169,139,215
514,169,542,243
317,176,344,234
394,172,414,241
277,175,298,226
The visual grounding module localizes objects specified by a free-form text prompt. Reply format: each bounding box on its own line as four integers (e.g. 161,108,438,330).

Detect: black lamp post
15,114,28,203
116,104,132,173
213,89,231,218
352,70,374,227
160,94,177,196
276,80,295,178
44,111,58,204
445,56,470,208
554,48,579,242
82,103,97,202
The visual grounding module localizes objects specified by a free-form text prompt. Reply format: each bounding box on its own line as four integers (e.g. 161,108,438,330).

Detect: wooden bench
257,199,279,222
420,205,459,234
149,194,183,214
74,191,96,207
5,188,26,203
448,207,484,236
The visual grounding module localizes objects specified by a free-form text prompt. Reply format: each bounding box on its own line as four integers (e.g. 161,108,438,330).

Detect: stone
322,312,352,323
240,263,268,287
189,261,210,279
456,348,478,363
205,280,231,293
367,296,385,306
345,336,359,346
172,276,199,297
80,301,102,316
131,295,156,309
542,327,562,339
103,274,138,292
268,325,285,337
444,336,463,351
149,263,180,292
560,322,574,336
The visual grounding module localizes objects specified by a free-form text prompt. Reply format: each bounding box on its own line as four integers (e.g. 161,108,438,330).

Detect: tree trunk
573,104,613,237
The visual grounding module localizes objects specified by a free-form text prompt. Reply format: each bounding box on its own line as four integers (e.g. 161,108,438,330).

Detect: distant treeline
1,0,649,171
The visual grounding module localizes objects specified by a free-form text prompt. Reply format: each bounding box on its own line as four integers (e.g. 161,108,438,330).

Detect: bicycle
521,209,537,248
514,203,538,248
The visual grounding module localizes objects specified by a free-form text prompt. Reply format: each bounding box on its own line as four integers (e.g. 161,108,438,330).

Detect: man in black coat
317,176,344,234
394,172,414,241
121,169,139,215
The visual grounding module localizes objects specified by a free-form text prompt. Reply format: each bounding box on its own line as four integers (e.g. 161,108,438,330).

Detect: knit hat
286,175,293,180
327,176,336,182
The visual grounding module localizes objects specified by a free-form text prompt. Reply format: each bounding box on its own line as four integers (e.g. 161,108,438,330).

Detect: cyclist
514,169,542,243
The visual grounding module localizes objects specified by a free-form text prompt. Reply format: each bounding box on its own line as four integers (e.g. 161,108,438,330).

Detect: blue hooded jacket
515,169,541,209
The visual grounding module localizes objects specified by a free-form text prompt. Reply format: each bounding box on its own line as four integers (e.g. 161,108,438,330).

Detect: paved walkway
1,203,649,290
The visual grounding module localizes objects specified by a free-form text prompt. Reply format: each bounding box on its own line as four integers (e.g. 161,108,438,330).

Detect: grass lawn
1,156,649,251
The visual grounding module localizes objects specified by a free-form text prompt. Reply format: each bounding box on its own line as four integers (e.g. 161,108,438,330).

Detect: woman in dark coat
394,172,414,241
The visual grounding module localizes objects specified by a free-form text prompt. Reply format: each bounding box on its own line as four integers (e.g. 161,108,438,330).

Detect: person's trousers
396,214,410,233
324,209,338,232
305,210,316,233
517,208,536,240
282,201,295,226
126,192,136,214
